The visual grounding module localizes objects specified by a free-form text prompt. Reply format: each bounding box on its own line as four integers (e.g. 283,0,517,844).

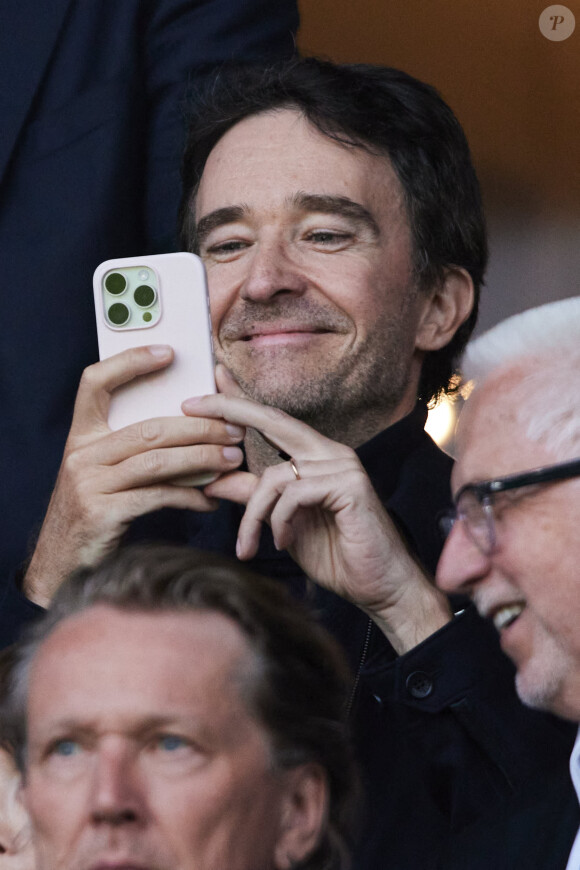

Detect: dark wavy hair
179,57,487,404
7,544,358,870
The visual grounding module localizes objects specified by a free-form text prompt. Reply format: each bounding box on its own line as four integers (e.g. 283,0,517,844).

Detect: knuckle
78,362,101,391
125,486,156,513
141,449,166,476
335,443,357,461
261,464,283,485
193,416,214,441
61,448,85,481
138,418,164,444
194,444,218,468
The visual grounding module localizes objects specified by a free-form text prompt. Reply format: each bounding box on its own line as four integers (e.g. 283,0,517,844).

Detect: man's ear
415,266,474,352
274,764,329,870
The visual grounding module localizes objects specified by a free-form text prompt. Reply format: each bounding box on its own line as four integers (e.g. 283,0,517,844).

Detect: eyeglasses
440,456,580,556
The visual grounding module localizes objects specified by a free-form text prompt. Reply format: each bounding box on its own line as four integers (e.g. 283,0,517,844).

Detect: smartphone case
93,252,216,431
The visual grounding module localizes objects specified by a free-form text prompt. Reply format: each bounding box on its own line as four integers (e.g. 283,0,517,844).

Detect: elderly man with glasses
437,295,580,869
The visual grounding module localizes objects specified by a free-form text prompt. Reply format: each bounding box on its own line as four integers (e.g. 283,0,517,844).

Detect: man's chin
225,361,334,418
239,381,326,421
514,659,565,713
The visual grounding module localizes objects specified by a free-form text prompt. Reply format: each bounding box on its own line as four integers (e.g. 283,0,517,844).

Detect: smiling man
437,297,580,717
6,545,355,870
437,296,580,869
192,112,429,446
2,58,573,870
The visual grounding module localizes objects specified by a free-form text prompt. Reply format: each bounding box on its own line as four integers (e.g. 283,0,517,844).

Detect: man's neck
243,398,417,475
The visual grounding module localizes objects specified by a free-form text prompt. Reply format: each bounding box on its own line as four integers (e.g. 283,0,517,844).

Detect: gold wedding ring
289,457,300,480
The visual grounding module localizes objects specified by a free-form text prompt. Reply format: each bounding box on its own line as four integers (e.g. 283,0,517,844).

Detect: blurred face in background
0,746,34,870
22,606,325,870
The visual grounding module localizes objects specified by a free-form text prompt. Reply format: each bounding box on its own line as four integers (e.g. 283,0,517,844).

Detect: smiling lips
492,603,525,632
89,864,151,870
240,324,331,346
218,300,353,347
473,586,526,635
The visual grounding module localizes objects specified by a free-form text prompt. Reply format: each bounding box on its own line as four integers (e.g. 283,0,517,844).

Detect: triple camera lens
105,273,127,295
108,302,130,325
133,284,156,307
105,271,157,327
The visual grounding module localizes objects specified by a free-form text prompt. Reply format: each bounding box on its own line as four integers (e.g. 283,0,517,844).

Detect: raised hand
183,368,451,652
24,347,245,606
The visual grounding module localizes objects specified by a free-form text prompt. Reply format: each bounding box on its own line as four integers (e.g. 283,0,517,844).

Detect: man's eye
205,239,249,257
156,734,188,753
305,230,352,247
49,739,81,758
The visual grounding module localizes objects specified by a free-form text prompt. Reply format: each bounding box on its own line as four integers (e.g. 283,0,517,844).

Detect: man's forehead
452,369,546,491
195,107,401,213
25,606,261,745
29,605,253,691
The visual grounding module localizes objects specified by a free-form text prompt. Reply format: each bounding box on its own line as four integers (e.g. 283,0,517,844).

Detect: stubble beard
514,633,571,715
218,298,420,445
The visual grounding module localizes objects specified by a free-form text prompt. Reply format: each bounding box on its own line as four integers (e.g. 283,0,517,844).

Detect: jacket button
406,671,433,699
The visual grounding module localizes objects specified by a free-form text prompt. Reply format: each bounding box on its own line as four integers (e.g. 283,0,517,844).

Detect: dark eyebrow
195,193,380,251
195,206,247,250
292,193,380,237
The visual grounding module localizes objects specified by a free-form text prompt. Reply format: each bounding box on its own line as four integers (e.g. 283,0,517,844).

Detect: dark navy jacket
0,0,298,583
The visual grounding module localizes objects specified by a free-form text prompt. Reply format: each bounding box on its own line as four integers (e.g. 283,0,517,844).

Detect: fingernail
226,424,244,439
182,396,202,409
223,446,243,462
148,345,172,358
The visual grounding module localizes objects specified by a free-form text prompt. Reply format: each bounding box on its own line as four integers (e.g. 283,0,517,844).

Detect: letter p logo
539,5,576,40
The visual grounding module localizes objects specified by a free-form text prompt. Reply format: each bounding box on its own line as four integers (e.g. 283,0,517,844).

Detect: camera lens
134,284,156,307
108,303,130,325
105,272,127,295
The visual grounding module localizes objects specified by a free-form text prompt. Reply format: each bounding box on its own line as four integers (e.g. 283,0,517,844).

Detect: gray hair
6,544,359,870
461,296,580,457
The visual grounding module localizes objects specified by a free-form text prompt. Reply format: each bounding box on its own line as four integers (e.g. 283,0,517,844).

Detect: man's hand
184,373,451,653
24,347,245,607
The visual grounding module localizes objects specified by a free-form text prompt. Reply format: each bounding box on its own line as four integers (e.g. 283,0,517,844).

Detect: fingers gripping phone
93,252,217,483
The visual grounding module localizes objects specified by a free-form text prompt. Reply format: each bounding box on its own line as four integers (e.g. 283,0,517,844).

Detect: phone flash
138,269,150,281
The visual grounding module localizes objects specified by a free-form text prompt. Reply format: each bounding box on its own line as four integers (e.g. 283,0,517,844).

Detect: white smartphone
93,251,216,430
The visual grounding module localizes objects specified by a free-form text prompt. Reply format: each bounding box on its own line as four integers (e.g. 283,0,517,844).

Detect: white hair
461,297,580,457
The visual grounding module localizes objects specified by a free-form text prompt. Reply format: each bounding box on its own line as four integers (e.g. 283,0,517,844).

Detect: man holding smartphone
4,59,574,869
0,0,299,593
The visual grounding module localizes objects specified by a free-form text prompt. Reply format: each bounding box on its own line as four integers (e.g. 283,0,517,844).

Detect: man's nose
240,239,309,302
0,819,31,859
436,520,492,595
89,744,145,826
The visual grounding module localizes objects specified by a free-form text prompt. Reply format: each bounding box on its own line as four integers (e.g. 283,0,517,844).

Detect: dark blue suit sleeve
142,0,299,249
0,0,298,597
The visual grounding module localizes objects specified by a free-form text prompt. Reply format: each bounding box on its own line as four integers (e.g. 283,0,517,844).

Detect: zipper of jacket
346,616,373,719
